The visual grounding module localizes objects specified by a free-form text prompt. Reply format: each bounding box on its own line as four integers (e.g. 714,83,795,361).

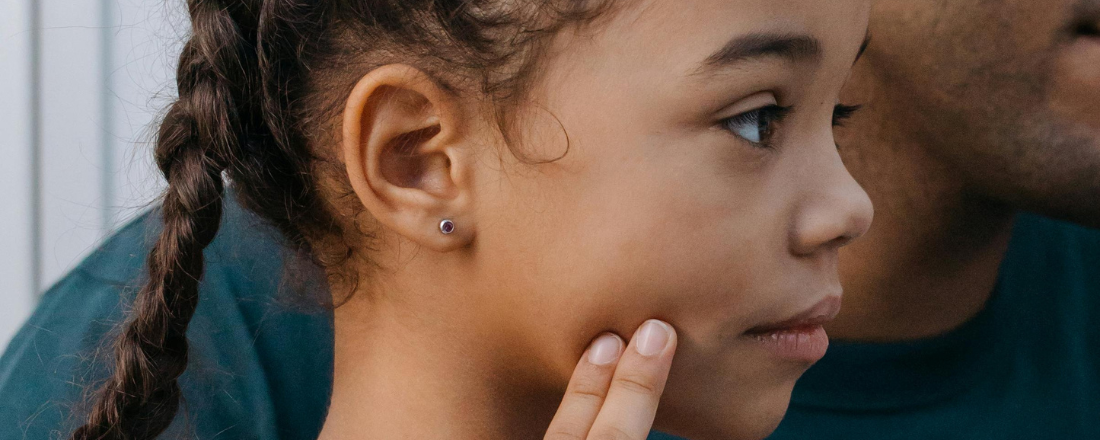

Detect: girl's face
463,0,873,438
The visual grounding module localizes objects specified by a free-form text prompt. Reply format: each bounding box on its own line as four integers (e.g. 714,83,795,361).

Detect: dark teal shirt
0,201,333,439
2,202,1097,439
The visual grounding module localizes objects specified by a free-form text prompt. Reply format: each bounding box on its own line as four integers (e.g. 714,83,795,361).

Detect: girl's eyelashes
720,103,861,149
721,104,792,148
832,103,861,127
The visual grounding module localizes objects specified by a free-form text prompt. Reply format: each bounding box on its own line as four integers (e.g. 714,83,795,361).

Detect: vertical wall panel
105,0,180,228
38,0,109,289
0,0,36,351
1,0,186,351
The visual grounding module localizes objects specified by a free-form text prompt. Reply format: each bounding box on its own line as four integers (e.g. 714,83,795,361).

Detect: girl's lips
744,295,841,363
745,295,842,335
749,324,830,363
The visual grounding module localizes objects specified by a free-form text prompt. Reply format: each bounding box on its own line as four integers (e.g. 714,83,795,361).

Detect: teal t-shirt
2,203,1097,439
0,200,333,439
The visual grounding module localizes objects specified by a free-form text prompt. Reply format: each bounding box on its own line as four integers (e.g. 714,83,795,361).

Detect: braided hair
71,0,610,438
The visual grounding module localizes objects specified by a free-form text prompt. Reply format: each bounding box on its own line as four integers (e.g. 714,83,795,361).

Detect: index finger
587,320,677,440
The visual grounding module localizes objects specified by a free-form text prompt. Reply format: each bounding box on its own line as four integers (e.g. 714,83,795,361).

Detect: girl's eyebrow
695,32,823,76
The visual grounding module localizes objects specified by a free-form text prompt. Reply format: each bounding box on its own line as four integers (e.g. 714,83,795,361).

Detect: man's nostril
1074,22,1100,37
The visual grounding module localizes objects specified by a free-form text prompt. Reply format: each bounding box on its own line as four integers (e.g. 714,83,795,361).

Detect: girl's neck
319,294,561,440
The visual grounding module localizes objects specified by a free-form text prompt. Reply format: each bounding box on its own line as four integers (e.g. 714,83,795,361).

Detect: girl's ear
342,64,476,251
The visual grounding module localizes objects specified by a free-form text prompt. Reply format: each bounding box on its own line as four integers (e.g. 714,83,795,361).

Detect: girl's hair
71,1,611,438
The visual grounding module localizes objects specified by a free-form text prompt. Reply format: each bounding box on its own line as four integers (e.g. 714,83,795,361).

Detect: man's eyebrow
697,33,823,74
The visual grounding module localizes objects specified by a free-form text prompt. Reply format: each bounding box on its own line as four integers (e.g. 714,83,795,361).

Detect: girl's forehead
568,0,867,64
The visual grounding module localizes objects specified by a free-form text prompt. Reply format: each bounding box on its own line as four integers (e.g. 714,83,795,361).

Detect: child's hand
545,320,678,440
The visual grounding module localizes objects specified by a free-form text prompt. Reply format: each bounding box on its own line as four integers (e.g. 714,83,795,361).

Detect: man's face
848,0,1100,225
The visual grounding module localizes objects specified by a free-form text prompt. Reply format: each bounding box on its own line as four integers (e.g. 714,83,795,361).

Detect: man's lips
744,295,842,335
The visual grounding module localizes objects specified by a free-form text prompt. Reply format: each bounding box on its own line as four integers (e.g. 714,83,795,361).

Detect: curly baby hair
71,0,613,438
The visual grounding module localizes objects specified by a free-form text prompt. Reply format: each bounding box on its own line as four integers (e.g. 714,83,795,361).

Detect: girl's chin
655,377,798,440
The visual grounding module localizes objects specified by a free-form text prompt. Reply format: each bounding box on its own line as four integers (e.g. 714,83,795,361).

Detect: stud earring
439,219,455,235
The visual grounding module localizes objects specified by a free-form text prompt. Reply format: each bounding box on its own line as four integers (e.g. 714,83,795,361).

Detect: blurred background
1,0,185,351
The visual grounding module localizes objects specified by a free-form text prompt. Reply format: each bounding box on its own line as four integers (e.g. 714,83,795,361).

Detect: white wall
0,0,37,353
39,0,110,289
0,0,180,351
106,0,185,228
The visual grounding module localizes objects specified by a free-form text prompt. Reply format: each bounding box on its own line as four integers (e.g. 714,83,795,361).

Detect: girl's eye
721,105,791,148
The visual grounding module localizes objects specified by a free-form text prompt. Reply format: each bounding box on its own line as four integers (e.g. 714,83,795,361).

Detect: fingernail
588,334,623,365
635,320,671,357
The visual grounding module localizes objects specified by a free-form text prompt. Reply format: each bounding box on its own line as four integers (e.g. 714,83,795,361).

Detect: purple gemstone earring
439,219,455,235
